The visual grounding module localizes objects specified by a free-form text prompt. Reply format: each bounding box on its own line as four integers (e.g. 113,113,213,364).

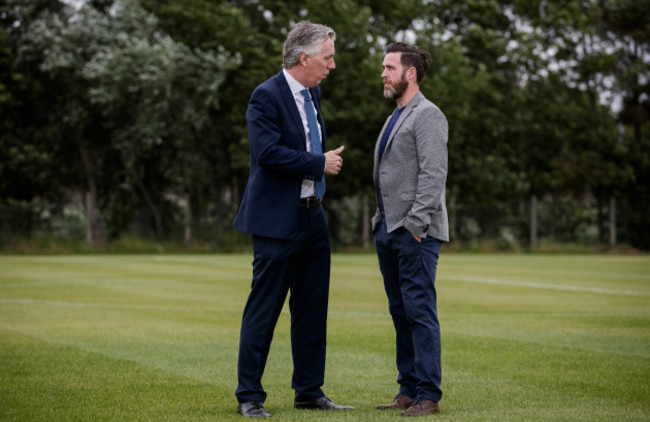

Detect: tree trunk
609,196,617,248
84,189,98,244
184,193,192,247
597,197,605,243
530,195,538,251
361,193,370,249
135,177,163,238
77,138,100,244
449,194,457,240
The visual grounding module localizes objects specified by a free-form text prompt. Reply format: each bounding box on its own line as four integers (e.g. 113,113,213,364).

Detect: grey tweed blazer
372,91,449,241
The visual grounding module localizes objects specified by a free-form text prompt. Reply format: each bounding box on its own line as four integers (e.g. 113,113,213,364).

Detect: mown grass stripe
445,275,650,296
1,254,648,422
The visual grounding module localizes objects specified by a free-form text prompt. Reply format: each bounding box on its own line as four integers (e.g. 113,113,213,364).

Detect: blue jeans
374,219,443,403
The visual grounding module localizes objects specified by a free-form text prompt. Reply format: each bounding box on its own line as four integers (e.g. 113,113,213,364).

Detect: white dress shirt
282,69,323,199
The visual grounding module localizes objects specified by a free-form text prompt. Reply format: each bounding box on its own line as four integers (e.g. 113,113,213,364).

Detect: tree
1,0,90,239
17,0,239,242
600,0,650,249
514,0,644,247
2,0,647,251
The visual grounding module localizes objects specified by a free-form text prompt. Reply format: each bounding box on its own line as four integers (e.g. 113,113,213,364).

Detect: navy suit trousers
374,219,443,403
236,205,330,403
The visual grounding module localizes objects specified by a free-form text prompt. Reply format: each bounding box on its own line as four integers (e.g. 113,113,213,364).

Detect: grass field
1,253,648,421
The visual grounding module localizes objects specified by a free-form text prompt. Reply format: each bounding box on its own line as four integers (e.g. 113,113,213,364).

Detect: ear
407,66,417,81
300,52,309,67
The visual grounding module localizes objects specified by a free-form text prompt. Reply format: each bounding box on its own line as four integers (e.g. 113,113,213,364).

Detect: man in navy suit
233,21,350,418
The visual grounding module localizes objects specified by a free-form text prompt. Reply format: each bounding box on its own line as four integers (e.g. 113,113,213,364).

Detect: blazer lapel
275,71,307,148
383,94,424,154
373,92,425,183
373,117,391,183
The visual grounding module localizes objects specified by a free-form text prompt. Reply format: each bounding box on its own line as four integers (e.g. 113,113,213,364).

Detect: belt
299,195,321,208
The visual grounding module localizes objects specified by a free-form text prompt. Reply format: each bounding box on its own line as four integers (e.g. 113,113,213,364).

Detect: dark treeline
1,0,648,252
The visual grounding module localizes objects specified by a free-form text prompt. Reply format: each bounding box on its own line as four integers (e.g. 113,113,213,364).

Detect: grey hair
282,21,336,68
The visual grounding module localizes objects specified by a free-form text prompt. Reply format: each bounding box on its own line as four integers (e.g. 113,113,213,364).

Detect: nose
381,68,388,78
329,58,336,69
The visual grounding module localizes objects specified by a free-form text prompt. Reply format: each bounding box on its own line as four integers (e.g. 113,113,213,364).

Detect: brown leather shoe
375,394,414,410
400,399,440,416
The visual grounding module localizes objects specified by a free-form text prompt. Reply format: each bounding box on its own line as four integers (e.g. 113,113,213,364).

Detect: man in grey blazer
372,42,449,417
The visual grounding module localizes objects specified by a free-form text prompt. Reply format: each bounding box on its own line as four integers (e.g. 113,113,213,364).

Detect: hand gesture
324,146,345,175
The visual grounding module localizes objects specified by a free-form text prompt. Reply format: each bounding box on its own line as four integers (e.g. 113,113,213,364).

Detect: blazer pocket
400,192,416,201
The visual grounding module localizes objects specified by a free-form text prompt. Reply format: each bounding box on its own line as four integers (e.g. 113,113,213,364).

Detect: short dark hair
385,42,431,84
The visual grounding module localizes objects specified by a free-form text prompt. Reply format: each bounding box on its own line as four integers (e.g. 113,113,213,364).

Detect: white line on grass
0,298,244,312
0,298,392,320
151,256,252,268
445,275,650,296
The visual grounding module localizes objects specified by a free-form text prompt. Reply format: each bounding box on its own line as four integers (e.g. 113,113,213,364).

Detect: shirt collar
283,68,308,95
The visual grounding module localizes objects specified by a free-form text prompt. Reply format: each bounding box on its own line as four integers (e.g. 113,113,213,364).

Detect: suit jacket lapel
373,92,425,183
374,117,391,182
275,71,307,148
385,108,410,150
384,93,424,152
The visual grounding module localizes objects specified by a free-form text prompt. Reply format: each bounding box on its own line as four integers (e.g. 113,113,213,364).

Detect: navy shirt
378,106,406,161
378,106,406,217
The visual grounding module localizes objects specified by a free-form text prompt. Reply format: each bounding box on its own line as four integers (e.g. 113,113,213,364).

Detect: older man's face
303,38,336,87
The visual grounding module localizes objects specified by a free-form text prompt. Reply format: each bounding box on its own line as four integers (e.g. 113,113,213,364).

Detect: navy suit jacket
233,71,327,240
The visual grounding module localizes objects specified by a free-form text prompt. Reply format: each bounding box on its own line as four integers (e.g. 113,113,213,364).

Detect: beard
383,71,408,100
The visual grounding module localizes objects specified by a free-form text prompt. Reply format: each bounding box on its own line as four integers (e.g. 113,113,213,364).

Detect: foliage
0,0,648,250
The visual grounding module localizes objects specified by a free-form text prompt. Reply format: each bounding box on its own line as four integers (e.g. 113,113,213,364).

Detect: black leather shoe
237,401,271,418
294,396,354,410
